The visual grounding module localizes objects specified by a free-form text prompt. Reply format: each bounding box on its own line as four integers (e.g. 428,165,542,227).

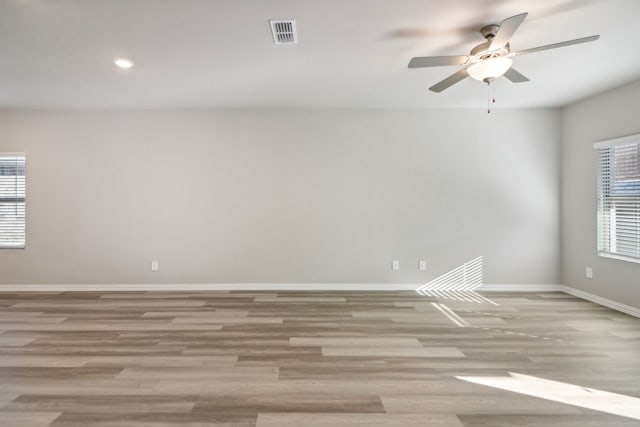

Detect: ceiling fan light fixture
467,57,513,82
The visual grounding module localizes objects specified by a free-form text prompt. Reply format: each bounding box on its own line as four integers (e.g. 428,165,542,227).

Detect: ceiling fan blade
408,55,468,68
429,69,469,93
514,35,599,56
489,12,528,50
504,67,530,83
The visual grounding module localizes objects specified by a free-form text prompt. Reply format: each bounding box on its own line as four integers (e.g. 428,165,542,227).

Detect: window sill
0,245,25,250
598,252,640,265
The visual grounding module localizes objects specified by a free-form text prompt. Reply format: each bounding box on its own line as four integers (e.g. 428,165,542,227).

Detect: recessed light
113,58,134,69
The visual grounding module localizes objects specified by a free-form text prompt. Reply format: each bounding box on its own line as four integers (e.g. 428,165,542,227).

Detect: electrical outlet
392,260,400,271
151,261,159,271
419,260,427,271
585,267,593,279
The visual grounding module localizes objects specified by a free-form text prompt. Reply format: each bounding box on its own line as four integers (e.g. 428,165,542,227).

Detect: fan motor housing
469,41,510,58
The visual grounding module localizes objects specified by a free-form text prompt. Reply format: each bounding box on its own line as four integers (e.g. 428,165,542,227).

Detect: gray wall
0,109,560,286
561,79,640,308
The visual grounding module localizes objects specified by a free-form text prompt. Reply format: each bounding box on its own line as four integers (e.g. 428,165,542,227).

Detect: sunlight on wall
416,256,495,304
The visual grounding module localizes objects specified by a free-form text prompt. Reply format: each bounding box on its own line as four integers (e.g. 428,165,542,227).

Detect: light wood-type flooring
1,291,639,426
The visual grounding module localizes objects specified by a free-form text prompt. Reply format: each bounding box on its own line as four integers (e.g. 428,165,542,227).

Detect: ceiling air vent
270,19,298,45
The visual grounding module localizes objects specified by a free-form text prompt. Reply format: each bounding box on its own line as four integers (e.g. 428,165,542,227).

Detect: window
0,153,26,249
595,135,640,263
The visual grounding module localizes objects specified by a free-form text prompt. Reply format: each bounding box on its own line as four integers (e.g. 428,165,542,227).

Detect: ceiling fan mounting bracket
480,24,500,40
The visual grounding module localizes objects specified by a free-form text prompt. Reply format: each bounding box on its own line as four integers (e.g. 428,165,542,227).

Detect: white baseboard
0,283,421,292
0,283,561,292
478,284,562,292
559,285,640,318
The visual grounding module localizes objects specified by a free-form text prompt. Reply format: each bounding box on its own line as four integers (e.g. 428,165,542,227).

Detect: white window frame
0,152,26,249
594,134,640,264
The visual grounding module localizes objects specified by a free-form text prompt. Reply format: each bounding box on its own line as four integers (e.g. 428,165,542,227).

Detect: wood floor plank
0,391,18,407
0,356,90,368
49,411,256,426
117,366,279,381
289,337,423,347
0,411,61,427
5,395,196,413
256,412,463,426
191,394,385,414
0,336,36,346
321,346,465,357
381,394,585,414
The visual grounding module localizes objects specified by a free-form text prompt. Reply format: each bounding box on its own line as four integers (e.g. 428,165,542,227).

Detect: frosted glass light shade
467,57,513,81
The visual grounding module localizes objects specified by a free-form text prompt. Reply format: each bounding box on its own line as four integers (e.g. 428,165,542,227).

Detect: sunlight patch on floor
457,372,640,420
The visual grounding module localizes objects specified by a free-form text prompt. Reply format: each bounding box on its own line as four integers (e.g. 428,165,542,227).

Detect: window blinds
0,154,26,248
596,136,640,262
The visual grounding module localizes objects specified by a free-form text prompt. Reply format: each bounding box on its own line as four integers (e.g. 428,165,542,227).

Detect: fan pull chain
486,81,496,114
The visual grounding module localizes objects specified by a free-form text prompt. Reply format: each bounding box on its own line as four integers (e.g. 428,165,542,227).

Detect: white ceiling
1,0,639,109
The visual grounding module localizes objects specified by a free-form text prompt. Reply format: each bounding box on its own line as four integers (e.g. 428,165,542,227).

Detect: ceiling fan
408,12,599,93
